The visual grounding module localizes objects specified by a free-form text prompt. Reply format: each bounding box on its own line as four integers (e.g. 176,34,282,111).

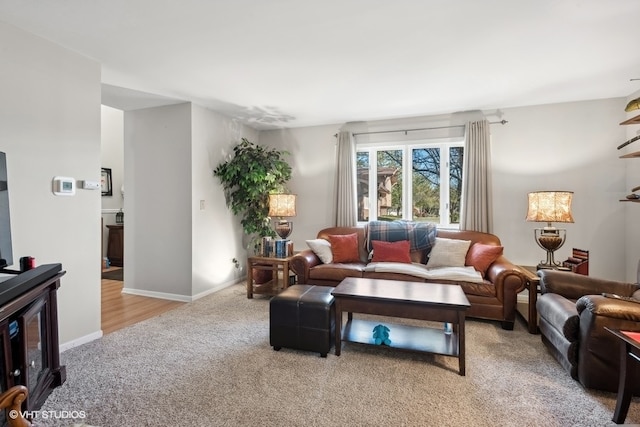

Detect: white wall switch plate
81,180,100,190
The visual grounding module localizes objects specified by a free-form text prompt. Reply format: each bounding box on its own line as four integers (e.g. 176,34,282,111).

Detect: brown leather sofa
290,226,526,330
537,269,640,392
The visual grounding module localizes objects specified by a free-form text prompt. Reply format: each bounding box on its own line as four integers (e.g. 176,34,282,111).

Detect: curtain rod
334,119,508,137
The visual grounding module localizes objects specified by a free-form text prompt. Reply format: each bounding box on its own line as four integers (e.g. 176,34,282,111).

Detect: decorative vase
252,268,273,285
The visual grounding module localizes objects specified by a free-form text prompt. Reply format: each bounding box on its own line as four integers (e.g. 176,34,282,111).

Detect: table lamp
268,194,296,239
526,191,574,269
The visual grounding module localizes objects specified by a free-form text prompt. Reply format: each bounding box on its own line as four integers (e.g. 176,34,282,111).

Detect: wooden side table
515,265,540,334
605,328,640,424
246,255,295,299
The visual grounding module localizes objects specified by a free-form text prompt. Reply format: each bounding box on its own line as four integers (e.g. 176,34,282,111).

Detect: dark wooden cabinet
107,224,124,267
0,264,65,422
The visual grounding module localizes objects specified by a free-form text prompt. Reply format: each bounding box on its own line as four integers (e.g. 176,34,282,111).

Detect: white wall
100,105,124,257
259,124,341,252
122,102,258,300
191,104,259,297
124,103,193,298
261,99,630,280
623,89,640,281
492,98,626,280
0,21,102,345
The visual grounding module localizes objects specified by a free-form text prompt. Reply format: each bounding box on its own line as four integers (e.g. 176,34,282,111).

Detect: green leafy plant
214,138,292,244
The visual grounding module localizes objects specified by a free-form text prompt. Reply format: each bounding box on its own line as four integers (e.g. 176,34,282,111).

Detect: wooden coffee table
332,277,471,375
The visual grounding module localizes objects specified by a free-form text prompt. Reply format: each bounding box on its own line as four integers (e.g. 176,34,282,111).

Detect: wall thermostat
52,176,76,196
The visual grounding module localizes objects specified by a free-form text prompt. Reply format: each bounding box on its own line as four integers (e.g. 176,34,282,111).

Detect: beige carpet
36,283,639,426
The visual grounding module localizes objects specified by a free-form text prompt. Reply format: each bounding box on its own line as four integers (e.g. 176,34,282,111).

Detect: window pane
356,151,369,222
449,146,463,224
377,150,402,220
412,148,440,223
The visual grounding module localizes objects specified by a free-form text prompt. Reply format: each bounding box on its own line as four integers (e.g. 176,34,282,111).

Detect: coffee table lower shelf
342,318,460,357
342,319,460,357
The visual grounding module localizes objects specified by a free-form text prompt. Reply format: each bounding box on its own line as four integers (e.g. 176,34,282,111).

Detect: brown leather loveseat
290,226,526,330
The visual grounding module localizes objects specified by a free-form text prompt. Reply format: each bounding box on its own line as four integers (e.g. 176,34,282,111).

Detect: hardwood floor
101,269,185,335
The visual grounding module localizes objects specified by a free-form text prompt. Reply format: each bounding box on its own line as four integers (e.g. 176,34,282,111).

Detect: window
356,140,463,228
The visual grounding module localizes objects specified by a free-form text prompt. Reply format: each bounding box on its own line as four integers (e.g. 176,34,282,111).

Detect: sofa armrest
539,270,639,299
290,249,322,284
576,294,640,322
486,256,526,298
537,293,580,340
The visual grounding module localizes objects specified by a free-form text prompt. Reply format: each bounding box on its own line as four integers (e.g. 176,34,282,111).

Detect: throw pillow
305,239,333,264
328,233,361,263
371,240,412,263
465,243,504,277
425,237,472,268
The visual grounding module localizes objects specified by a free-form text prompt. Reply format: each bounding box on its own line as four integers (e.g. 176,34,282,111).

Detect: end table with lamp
247,193,297,298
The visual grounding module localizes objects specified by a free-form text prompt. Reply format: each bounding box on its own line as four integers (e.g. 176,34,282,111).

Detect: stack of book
260,237,274,257
259,238,294,258
562,248,589,275
276,240,289,258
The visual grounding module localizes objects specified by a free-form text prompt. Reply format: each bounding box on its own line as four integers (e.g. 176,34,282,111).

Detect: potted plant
214,138,292,253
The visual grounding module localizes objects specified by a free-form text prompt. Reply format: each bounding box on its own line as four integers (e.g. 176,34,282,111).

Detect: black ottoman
270,284,335,357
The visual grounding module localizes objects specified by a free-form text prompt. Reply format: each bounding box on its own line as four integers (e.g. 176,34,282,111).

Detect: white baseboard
517,290,529,303
191,277,244,301
121,287,192,302
122,277,245,302
60,330,103,353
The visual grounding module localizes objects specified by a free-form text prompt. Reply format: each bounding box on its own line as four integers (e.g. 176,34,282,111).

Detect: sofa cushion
364,263,484,283
306,239,332,264
328,233,360,263
371,240,411,263
309,263,366,281
425,237,471,268
465,243,503,277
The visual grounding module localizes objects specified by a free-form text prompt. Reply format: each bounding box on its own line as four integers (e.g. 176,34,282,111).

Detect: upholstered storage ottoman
270,284,335,357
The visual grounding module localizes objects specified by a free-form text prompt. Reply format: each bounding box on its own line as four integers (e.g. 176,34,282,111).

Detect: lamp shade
268,194,296,217
526,191,574,223
626,97,640,112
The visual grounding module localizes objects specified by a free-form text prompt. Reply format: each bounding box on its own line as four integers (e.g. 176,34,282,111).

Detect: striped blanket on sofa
365,220,437,253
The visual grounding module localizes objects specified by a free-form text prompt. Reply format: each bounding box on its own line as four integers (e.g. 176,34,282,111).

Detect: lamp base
533,227,567,270
536,263,571,271
274,220,293,240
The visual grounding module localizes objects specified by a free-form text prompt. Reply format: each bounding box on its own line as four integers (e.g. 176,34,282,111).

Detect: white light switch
82,180,101,190
200,200,205,210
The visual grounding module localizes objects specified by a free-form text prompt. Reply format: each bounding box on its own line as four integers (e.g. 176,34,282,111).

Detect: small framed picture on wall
101,168,112,196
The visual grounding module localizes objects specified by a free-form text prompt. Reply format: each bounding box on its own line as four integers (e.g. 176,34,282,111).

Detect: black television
0,152,13,268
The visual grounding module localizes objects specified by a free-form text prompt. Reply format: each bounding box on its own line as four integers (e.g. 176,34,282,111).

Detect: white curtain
460,120,492,232
335,131,357,226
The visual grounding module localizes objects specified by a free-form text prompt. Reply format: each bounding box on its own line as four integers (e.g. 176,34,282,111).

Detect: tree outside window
357,140,463,227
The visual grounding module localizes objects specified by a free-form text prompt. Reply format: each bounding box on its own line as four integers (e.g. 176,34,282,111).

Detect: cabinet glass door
22,298,48,396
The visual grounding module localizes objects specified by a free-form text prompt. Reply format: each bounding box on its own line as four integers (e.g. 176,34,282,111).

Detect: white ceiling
1,0,639,130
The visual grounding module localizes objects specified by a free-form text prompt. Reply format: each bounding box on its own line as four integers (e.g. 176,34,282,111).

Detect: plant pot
252,267,273,284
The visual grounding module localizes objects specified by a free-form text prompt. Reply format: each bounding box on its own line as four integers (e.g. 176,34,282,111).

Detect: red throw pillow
371,240,411,263
465,243,504,277
328,233,361,263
